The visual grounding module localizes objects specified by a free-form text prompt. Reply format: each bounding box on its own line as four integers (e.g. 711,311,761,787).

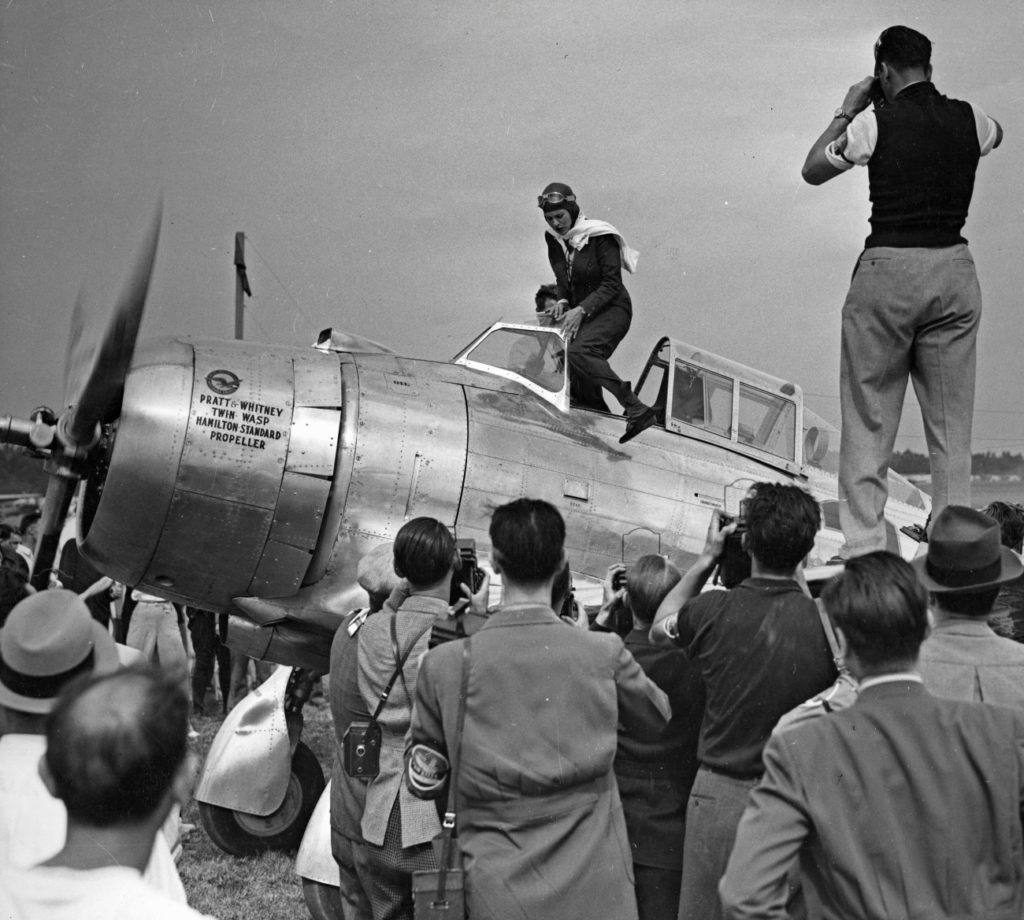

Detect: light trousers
838,244,980,556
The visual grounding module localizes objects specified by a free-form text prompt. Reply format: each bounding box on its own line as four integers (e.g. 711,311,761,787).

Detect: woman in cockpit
538,182,656,443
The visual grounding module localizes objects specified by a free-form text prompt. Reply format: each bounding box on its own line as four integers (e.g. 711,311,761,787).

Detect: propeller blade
63,198,162,448
62,289,89,410
30,474,76,591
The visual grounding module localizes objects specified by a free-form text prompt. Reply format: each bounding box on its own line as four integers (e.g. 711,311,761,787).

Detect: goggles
537,191,576,209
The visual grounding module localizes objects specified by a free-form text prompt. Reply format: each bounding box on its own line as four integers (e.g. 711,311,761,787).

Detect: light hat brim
0,598,121,715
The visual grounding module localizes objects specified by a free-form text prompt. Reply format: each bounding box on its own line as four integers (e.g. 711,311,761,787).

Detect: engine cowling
79,337,345,611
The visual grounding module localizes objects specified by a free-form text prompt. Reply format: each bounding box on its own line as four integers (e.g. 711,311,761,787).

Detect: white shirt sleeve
824,110,878,171
971,103,1000,156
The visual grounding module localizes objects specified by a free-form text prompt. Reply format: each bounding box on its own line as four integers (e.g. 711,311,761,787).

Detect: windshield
457,325,567,395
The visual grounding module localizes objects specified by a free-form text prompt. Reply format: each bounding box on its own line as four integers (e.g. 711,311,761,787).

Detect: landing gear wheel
198,741,325,855
301,878,345,920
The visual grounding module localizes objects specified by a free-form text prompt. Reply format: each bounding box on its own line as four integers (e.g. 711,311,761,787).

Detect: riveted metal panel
286,406,339,477
145,490,272,600
294,353,342,408
180,346,294,509
339,365,467,542
461,385,699,576
250,540,314,597
268,470,332,550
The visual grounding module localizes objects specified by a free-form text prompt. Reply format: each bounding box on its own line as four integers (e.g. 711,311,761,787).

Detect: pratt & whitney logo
205,370,242,396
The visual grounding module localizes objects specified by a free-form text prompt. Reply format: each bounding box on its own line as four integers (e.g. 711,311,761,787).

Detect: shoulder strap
435,638,471,896
814,598,844,673
368,612,429,722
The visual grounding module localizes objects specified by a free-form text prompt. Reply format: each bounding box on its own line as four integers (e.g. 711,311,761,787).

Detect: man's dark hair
744,483,821,571
535,284,559,311
982,501,1024,553
823,552,928,668
933,586,1000,618
393,517,456,588
490,498,565,584
874,25,931,72
626,555,681,625
44,667,189,827
19,511,40,536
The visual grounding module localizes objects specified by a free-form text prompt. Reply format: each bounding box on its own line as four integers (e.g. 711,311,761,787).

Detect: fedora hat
912,505,1024,594
0,589,119,714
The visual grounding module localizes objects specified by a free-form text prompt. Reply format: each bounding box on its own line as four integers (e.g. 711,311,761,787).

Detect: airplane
0,209,929,917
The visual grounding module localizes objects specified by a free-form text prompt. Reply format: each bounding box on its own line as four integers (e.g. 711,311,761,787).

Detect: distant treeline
892,448,1024,477
0,445,47,494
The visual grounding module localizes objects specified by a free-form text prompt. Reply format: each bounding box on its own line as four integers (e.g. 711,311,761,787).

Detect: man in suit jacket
913,504,1024,707
407,498,671,920
719,551,1024,920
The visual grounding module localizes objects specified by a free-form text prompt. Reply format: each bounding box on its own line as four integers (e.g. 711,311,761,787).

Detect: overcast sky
2,1,1021,453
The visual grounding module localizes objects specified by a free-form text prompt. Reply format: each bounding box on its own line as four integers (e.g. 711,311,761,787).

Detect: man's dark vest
866,81,981,249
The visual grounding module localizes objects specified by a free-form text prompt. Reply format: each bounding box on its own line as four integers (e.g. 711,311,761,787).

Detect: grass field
177,681,337,920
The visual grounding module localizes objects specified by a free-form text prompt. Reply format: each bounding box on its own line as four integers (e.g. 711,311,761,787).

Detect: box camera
342,720,382,778
714,506,751,589
430,539,488,648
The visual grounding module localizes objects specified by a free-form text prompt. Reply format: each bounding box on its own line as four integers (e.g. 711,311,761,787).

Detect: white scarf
547,215,639,274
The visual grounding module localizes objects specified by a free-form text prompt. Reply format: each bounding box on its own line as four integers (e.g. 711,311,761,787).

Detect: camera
715,507,751,589
342,720,382,778
612,568,628,592
869,76,887,109
448,538,486,607
430,539,488,648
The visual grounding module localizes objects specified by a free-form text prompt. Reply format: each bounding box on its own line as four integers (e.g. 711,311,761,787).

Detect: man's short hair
744,483,821,571
534,284,559,311
874,25,931,72
44,667,189,827
626,555,681,625
932,586,1000,618
982,502,1024,553
393,517,456,588
490,498,565,584
822,552,929,668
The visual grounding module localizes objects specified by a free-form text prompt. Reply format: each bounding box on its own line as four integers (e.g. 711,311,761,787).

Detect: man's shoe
619,408,657,444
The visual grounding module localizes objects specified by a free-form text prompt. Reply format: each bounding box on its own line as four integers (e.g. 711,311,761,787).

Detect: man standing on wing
802,25,1003,557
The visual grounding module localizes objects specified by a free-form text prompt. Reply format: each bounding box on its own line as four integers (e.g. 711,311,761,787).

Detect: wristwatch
833,107,854,123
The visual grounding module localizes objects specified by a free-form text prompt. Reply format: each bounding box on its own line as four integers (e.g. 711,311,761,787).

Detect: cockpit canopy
635,338,815,476
453,323,570,411
453,324,838,476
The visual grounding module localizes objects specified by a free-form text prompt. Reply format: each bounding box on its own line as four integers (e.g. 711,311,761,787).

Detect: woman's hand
562,306,585,341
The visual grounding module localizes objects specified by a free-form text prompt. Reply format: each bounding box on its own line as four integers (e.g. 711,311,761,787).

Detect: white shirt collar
858,671,922,692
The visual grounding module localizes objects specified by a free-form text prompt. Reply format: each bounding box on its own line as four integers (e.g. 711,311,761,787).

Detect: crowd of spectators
331,489,1024,920
3,486,1024,919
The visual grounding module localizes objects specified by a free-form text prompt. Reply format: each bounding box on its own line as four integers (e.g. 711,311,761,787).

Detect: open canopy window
453,324,569,409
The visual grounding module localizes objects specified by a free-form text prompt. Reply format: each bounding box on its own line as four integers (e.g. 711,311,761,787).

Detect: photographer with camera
334,518,470,920
407,498,670,920
650,483,837,920
802,26,1003,558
